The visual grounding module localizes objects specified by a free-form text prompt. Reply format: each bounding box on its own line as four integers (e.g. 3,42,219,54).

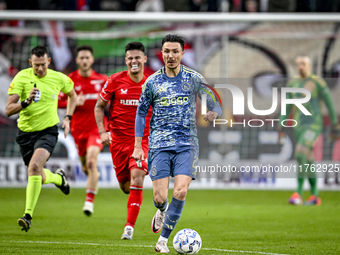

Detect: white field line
3,240,290,255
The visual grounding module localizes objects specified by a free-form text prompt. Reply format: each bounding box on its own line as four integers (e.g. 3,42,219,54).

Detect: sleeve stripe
200,88,217,105
182,66,204,78
100,94,109,102
199,82,222,106
182,66,222,106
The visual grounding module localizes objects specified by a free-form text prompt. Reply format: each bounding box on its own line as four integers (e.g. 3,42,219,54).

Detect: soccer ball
173,228,202,254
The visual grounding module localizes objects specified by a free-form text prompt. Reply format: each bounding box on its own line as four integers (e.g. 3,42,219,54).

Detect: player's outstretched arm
62,88,77,138
133,112,147,161
94,97,111,146
133,99,150,161
132,79,152,160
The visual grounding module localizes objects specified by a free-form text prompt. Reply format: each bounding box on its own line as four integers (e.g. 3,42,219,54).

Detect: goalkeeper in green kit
278,55,339,206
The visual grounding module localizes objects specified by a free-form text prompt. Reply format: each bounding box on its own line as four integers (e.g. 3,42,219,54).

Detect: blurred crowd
1,0,340,12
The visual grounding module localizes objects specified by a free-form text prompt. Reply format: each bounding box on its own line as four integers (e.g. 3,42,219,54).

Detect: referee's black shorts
16,125,58,166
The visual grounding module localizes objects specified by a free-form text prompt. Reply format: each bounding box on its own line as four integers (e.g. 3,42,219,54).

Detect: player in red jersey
58,45,108,216
94,42,152,240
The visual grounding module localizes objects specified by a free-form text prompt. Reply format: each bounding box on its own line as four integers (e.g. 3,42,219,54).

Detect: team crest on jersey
121,89,128,94
75,85,82,91
182,82,191,91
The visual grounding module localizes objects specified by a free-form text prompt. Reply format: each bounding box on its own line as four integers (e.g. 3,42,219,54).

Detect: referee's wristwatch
21,97,34,108
21,99,29,108
65,115,72,121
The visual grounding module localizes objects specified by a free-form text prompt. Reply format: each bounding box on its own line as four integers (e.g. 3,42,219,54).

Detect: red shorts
110,140,148,184
74,131,103,157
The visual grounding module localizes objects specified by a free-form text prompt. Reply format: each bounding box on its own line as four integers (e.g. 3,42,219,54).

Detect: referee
5,45,77,232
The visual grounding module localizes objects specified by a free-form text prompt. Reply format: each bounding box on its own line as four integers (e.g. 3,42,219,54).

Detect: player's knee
153,196,166,205
153,190,165,204
86,158,97,170
173,187,188,201
131,175,144,187
28,162,41,175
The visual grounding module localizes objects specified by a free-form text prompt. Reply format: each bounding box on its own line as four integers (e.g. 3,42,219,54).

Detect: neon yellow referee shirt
8,68,74,132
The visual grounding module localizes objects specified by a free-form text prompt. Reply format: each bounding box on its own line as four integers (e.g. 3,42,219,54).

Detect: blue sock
153,197,168,212
160,197,185,239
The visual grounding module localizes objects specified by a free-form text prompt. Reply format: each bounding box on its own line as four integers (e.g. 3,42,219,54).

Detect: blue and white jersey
136,65,222,149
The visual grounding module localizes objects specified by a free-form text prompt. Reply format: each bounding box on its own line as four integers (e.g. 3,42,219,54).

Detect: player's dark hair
162,34,185,51
31,46,49,57
125,42,145,53
76,45,94,56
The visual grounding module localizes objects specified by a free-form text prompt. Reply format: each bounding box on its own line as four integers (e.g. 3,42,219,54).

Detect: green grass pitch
0,187,339,254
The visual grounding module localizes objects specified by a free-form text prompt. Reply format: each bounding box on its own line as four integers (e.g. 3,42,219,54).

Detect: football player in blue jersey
132,34,222,253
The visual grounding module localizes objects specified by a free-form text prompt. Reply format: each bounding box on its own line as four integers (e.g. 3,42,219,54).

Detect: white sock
158,236,168,244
